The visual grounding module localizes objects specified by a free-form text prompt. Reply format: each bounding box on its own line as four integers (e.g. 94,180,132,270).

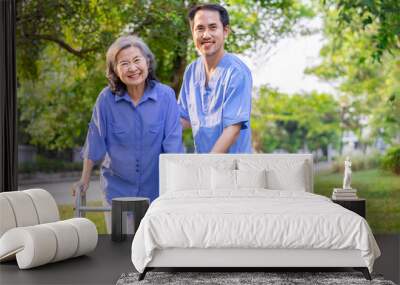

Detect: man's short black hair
188,4,230,28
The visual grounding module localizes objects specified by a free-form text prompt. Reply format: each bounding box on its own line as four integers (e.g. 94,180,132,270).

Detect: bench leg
354,267,371,280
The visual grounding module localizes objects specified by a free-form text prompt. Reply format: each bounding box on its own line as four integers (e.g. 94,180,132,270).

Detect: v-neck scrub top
178,53,252,153
81,81,183,203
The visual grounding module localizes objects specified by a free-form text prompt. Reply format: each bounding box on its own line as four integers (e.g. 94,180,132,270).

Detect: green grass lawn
58,201,107,234
315,169,400,234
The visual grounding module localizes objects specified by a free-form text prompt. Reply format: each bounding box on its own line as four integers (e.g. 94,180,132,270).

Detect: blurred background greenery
15,0,399,233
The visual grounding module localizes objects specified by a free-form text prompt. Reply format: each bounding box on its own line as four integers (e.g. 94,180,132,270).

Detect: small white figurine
343,156,352,190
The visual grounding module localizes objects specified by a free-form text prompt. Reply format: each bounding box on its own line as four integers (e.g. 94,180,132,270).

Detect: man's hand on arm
210,123,241,153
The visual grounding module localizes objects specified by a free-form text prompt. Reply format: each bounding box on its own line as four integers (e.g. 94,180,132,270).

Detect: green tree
252,86,340,155
16,0,314,150
306,7,400,148
322,0,400,61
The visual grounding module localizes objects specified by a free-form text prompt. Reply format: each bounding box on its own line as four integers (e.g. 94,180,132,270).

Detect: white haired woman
73,35,183,232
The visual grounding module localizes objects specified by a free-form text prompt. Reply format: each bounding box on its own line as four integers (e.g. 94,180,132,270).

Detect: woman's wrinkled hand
72,180,90,197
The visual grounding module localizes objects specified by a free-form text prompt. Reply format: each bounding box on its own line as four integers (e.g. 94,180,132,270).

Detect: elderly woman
74,36,183,229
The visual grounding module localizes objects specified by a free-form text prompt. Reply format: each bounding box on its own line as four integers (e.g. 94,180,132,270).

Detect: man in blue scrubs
179,4,252,153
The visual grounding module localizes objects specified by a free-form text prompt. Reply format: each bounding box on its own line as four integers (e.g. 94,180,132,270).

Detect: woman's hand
72,179,90,197
72,158,94,197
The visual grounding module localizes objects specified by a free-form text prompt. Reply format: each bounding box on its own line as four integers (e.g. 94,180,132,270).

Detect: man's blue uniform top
82,81,183,203
178,53,252,153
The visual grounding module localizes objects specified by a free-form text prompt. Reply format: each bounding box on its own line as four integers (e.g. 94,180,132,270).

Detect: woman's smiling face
116,46,149,88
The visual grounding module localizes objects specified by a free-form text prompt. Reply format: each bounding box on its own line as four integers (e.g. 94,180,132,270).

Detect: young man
179,4,252,153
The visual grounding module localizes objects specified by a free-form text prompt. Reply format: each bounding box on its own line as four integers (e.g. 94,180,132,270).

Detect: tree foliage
322,0,400,61
16,0,313,150
251,86,340,154
381,145,400,174
307,5,400,147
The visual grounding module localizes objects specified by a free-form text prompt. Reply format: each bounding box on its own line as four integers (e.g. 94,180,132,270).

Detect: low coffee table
112,197,150,242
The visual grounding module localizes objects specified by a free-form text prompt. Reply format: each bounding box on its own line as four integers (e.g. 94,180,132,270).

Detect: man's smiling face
192,9,229,59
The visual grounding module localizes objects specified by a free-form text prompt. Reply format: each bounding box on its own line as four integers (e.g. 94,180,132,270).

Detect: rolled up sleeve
178,70,190,121
81,97,107,163
162,89,184,153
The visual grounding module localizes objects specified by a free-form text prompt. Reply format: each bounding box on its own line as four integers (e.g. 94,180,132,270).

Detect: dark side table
112,197,150,242
332,198,366,218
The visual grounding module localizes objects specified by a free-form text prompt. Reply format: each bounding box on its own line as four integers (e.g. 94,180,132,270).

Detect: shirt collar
114,92,131,103
143,83,158,102
197,53,229,86
114,82,158,103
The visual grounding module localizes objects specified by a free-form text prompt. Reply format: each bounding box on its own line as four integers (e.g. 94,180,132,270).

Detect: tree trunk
171,54,187,97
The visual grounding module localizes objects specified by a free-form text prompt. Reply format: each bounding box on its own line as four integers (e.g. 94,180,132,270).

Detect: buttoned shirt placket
131,101,142,195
